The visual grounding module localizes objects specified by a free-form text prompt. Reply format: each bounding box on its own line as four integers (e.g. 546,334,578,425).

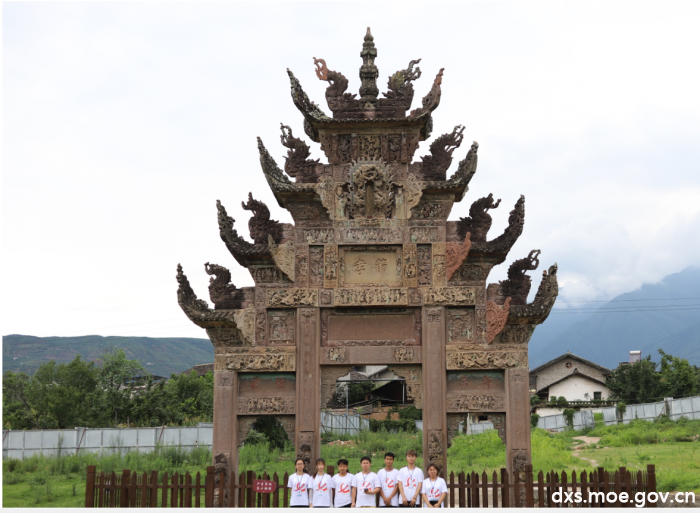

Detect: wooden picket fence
85,464,657,508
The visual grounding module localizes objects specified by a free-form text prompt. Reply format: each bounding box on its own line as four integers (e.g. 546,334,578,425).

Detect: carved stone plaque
322,309,420,346
338,246,402,287
320,346,422,365
334,287,408,306
309,246,325,287
215,347,296,372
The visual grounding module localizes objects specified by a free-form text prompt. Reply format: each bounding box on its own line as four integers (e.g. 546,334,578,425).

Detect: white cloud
3,2,699,338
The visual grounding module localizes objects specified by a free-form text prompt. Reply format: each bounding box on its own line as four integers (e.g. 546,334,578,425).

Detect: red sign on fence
253,480,277,494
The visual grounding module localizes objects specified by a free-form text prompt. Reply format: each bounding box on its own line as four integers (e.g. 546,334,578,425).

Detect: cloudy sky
4,1,699,340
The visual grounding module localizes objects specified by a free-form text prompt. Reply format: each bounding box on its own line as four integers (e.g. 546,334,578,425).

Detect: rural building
530,351,611,404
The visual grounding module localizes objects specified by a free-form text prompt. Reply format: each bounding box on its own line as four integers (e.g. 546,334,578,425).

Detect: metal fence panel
468,422,494,434
84,429,103,448
24,431,42,449
602,407,617,425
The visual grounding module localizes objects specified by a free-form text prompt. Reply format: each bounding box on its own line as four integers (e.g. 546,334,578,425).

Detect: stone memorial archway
176,29,558,491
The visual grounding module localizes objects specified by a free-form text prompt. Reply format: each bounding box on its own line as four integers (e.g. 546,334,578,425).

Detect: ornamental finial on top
359,27,379,109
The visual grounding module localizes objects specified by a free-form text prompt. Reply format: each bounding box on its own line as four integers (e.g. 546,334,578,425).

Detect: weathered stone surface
215,348,296,372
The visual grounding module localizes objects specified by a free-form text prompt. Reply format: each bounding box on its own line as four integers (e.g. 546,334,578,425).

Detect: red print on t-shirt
339,484,350,494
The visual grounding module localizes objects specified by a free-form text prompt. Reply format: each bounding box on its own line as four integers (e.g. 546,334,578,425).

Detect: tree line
2,350,213,430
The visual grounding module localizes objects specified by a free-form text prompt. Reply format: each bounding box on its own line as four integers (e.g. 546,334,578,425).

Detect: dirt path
571,436,601,467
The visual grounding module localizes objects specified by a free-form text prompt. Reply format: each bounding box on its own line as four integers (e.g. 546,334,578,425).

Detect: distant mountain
529,266,700,369
2,335,213,377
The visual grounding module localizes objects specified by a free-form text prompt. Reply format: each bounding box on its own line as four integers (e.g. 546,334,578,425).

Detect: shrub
563,409,575,430
557,396,569,408
531,414,540,429
369,419,416,433
249,416,289,449
398,405,423,420
530,395,542,406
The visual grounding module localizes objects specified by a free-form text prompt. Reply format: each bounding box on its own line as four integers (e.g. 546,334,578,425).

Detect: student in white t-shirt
377,452,400,507
398,449,424,507
331,458,354,508
421,464,447,508
310,458,333,508
288,458,312,507
352,456,380,508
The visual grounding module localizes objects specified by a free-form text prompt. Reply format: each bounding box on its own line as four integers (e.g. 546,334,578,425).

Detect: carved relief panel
323,245,338,288
445,349,526,370
417,245,432,286
309,246,325,287
267,310,296,345
294,245,309,288
432,243,446,287
338,245,403,287
215,347,296,372
403,244,418,288
446,307,476,344
334,287,408,306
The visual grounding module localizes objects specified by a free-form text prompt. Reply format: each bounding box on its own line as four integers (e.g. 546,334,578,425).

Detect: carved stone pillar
505,368,531,479
422,306,447,475
213,370,238,505
296,307,320,473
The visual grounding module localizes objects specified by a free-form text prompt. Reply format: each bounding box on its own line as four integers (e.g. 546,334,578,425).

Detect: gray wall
536,395,700,432
3,426,213,460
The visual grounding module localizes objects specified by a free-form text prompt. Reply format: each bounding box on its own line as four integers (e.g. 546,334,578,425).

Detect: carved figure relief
408,288,422,306
432,243,446,287
498,325,534,345
350,164,390,219
445,233,472,282
266,288,318,307
447,394,505,412
447,308,475,344
411,202,448,220
446,350,525,370
417,245,432,286
409,227,442,243
316,176,336,219
297,432,314,473
320,290,333,306
334,287,408,306
324,245,338,288
404,175,423,218
295,245,309,288
255,309,267,344
320,347,348,364
486,297,511,344
298,228,335,244
237,397,296,415
427,431,444,466
309,246,325,286
340,227,403,244
394,347,415,363
217,348,296,372
423,287,476,305
512,450,529,472
402,244,418,290
268,309,296,345
359,135,382,161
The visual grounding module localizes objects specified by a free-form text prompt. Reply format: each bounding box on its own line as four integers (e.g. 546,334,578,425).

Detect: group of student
287,450,448,508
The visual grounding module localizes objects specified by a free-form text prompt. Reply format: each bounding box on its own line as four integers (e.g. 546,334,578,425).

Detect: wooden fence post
120,469,131,508
647,465,656,508
205,466,215,508
524,464,534,507
85,465,96,508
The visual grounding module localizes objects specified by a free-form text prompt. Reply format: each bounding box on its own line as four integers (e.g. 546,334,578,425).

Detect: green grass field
5,418,700,507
